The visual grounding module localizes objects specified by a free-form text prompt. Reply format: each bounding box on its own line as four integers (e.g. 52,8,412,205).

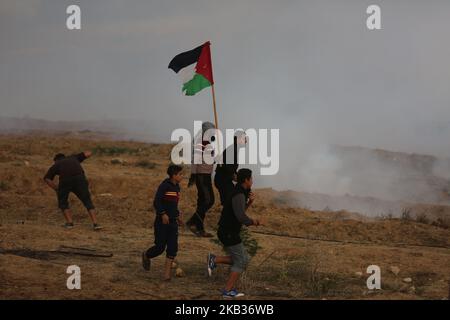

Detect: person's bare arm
44,178,58,191
43,165,58,191
83,151,92,158
76,151,92,163
177,212,184,226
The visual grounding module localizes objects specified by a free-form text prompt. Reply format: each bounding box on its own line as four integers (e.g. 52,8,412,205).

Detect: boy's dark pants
187,174,215,231
145,217,178,259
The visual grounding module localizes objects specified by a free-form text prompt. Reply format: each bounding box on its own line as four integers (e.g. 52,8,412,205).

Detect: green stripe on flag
182,73,211,96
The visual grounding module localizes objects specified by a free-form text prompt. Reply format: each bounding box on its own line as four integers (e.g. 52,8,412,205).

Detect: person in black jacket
43,151,101,230
142,164,184,281
214,130,247,206
207,168,261,298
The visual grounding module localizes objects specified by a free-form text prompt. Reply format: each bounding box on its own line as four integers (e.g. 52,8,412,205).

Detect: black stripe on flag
168,44,204,73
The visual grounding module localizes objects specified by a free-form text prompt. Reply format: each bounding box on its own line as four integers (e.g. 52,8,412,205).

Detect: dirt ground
0,132,449,300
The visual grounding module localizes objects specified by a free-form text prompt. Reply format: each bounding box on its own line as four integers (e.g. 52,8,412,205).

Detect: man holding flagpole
185,121,216,237
168,41,219,237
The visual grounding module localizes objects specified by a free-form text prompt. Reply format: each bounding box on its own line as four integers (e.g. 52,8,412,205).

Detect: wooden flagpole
209,43,221,161
211,84,219,134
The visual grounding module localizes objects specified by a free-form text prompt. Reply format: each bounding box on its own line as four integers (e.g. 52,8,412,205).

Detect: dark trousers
187,174,215,231
145,217,178,259
214,175,235,206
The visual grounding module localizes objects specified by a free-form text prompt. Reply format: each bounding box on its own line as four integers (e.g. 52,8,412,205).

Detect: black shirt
44,153,87,181
218,184,252,246
215,139,239,182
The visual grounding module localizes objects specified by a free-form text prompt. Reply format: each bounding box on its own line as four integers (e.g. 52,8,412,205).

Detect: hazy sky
1,1,450,187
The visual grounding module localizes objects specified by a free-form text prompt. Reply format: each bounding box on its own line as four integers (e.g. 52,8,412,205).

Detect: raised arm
83,151,92,158
75,151,92,162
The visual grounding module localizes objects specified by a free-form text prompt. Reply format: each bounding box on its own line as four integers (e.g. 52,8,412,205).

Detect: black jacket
215,136,239,183
217,184,253,246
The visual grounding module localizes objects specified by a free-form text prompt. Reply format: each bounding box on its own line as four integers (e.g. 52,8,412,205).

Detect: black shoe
93,223,103,231
63,222,74,229
187,223,201,236
142,251,151,271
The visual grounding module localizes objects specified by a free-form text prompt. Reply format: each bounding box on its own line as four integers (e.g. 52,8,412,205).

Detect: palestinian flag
168,41,214,96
